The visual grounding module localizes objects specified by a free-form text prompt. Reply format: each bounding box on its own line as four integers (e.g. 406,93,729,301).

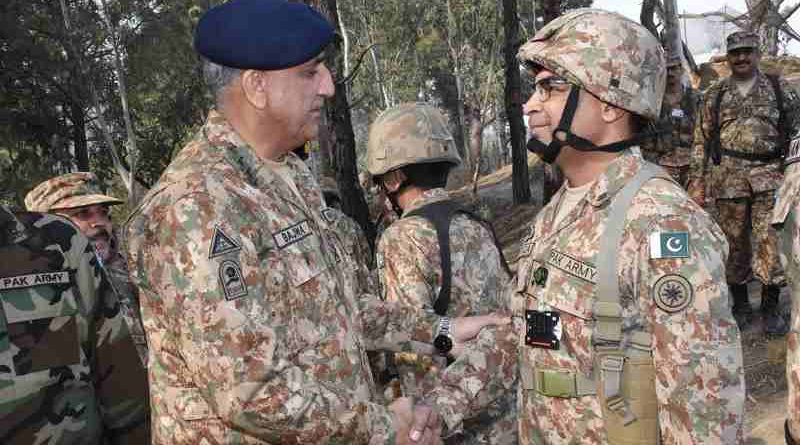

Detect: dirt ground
452,158,789,443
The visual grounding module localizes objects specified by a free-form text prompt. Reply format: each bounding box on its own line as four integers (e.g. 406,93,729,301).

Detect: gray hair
203,60,242,107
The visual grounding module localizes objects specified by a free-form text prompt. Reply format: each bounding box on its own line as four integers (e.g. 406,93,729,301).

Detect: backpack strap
594,162,673,424
404,199,509,316
766,73,788,158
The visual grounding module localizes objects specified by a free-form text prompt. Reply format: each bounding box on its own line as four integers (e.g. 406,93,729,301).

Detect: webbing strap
595,162,669,424
595,162,665,343
404,199,510,315
404,200,461,316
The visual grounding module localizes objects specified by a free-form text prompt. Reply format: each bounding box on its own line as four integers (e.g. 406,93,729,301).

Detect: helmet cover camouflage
518,8,666,120
25,172,124,212
367,102,461,176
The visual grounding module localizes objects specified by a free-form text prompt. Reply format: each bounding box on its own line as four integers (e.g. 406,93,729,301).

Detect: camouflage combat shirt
642,86,699,167
106,249,148,365
772,149,800,439
427,150,745,444
376,188,515,444
125,110,398,444
0,205,150,444
691,70,800,198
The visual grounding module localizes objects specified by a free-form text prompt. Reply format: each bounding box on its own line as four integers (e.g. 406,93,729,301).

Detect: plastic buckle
535,369,576,398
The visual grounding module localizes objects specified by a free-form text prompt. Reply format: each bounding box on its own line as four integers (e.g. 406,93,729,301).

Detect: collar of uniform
402,188,450,216
722,69,766,92
0,205,29,245
584,148,643,208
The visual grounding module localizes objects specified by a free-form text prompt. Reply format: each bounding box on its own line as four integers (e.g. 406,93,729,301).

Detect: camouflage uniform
426,9,745,444
322,205,376,294
0,205,150,444
427,150,745,444
641,85,700,187
24,172,148,364
772,146,800,442
376,188,515,445
691,70,800,286
126,110,402,444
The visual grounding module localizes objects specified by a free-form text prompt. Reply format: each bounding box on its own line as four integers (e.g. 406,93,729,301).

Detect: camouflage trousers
716,192,783,286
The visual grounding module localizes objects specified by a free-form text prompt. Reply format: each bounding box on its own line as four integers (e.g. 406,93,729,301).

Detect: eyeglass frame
531,76,573,103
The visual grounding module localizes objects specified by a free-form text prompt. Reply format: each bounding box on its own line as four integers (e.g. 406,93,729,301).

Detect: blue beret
195,0,335,70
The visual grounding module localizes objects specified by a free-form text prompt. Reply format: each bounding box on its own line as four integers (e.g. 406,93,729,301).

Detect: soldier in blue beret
125,0,442,443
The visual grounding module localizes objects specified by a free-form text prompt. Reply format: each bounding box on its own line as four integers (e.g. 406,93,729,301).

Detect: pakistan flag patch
649,232,689,259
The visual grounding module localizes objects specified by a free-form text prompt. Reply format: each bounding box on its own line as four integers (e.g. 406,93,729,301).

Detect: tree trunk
70,101,90,171
503,0,530,204
317,0,376,250
541,0,561,25
663,0,684,63
640,0,659,38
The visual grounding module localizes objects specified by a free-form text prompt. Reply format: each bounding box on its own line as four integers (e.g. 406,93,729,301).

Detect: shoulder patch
209,225,241,259
653,274,693,313
219,260,248,301
321,208,337,225
649,232,689,259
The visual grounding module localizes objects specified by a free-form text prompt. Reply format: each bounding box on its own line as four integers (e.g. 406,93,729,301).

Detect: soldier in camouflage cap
423,9,745,443
25,172,148,366
125,1,441,443
0,205,150,444
366,102,515,444
689,29,800,334
772,132,800,445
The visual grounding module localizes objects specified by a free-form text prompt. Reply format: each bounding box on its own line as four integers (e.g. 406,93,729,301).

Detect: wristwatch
433,316,454,355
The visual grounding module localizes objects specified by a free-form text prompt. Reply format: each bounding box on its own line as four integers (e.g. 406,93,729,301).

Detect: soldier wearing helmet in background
640,55,700,188
423,9,744,443
690,31,800,334
366,102,515,444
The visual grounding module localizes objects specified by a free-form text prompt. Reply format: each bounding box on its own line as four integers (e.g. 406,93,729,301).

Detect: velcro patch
0,271,70,291
219,260,247,301
209,226,241,259
273,220,313,249
653,274,692,313
546,250,597,284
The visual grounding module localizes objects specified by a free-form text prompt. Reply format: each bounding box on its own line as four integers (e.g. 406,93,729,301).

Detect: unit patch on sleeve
0,271,70,291
273,220,313,249
653,274,692,313
321,208,337,225
649,231,689,259
219,260,248,301
209,225,242,259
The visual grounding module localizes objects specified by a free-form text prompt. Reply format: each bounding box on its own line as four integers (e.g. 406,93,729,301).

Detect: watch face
434,334,453,354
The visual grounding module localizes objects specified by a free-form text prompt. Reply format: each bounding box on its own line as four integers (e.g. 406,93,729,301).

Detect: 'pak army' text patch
0,271,70,290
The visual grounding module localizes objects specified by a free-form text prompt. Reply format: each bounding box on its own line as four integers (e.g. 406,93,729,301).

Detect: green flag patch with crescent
649,231,689,259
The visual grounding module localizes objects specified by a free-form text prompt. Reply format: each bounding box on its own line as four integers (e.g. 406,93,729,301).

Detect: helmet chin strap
526,86,657,164
379,181,408,217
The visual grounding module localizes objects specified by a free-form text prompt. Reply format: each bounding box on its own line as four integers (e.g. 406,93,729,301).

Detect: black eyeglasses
532,76,572,102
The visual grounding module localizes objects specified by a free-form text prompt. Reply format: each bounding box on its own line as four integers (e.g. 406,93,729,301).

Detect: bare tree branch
337,43,379,86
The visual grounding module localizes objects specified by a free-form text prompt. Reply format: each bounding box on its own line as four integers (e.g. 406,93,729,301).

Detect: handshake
387,312,510,444
389,397,442,445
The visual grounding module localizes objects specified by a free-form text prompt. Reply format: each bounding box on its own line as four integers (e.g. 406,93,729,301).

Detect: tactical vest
526,163,671,444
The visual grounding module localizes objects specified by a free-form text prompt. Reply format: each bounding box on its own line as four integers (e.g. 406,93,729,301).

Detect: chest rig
525,163,671,444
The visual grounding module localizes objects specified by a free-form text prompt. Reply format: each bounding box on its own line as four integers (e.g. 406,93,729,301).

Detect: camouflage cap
727,31,759,52
367,102,461,176
25,172,124,212
517,8,666,120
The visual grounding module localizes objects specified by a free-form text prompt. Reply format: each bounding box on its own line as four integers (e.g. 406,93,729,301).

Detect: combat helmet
519,8,666,162
366,102,460,177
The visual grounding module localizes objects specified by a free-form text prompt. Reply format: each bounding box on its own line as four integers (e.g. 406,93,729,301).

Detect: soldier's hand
389,397,442,444
452,313,510,343
687,179,705,207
